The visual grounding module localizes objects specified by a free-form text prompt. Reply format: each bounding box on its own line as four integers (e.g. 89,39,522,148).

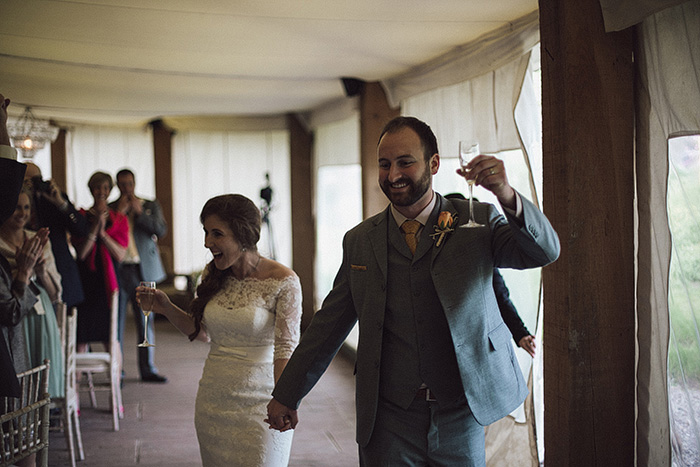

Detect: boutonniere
430,211,457,247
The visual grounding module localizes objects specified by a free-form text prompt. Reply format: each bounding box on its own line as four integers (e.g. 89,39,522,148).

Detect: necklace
239,254,261,280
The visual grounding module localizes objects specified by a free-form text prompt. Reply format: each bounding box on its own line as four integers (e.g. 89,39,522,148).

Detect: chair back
108,291,122,367
75,291,123,431
55,302,67,357
0,361,51,467
64,307,78,406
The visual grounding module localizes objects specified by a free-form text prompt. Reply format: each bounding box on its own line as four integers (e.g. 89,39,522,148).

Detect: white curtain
66,124,154,210
635,1,700,465
171,129,292,275
382,10,540,109
312,113,362,349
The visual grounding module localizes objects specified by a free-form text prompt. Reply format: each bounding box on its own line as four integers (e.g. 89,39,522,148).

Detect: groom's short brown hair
378,116,439,162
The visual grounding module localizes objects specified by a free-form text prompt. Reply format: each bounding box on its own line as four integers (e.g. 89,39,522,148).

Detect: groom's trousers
359,393,485,466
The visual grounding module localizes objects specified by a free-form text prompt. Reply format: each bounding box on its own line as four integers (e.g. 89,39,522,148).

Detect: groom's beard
381,164,431,207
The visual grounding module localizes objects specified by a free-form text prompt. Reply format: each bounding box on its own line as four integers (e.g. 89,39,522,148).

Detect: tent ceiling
1,0,536,126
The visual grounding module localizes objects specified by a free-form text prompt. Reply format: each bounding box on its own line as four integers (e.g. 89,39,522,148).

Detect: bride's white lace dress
195,275,302,466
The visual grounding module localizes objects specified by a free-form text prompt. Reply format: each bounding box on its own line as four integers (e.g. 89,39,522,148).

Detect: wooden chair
0,361,51,467
75,292,123,431
51,304,85,466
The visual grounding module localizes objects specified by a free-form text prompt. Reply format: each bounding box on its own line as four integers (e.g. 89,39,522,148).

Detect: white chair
51,304,85,466
75,292,123,431
0,360,51,467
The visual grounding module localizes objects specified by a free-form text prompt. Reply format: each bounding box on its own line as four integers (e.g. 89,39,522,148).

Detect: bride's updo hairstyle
188,194,262,340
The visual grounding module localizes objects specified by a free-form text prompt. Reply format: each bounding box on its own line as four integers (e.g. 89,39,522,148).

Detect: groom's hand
265,398,298,432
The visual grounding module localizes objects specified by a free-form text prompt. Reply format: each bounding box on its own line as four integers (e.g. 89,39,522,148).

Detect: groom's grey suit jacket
272,192,560,447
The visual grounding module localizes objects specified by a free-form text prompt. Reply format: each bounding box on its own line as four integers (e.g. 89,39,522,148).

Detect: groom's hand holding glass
456,153,517,211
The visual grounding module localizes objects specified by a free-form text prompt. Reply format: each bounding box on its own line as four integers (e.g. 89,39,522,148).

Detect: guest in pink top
72,171,128,350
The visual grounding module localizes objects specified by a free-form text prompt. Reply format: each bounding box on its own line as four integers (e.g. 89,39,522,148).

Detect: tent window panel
315,164,362,350
667,134,700,467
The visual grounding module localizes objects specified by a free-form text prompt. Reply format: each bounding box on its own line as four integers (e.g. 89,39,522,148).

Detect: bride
137,194,302,466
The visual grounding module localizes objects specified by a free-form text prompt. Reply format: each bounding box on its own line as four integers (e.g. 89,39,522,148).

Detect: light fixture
8,107,59,159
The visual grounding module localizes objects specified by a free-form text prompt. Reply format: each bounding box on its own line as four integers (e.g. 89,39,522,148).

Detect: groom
267,116,560,465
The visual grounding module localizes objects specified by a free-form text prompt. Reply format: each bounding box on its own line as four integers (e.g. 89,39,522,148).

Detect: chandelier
8,107,59,159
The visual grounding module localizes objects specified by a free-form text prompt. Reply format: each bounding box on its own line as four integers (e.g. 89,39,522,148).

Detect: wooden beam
150,120,175,275
359,82,399,220
539,0,635,464
287,114,316,330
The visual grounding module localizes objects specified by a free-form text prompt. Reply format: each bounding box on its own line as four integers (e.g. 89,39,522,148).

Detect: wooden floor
48,312,358,466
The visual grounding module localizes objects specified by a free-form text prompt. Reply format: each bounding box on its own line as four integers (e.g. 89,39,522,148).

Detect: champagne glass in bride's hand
138,281,156,347
458,141,485,228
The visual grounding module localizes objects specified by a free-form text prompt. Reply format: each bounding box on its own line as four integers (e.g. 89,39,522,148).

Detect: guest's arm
76,212,104,261
99,230,127,263
0,231,47,326
33,238,62,303
0,95,11,148
0,95,25,223
493,269,535,357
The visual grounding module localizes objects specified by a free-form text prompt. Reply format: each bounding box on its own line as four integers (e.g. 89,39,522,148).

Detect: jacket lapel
367,208,389,287
431,195,457,267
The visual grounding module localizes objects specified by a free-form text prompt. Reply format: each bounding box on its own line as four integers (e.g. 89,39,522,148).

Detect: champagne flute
458,141,485,228
138,281,156,348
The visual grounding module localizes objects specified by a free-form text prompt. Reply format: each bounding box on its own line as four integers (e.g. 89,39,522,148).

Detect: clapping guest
24,162,88,310
0,92,44,399
0,188,65,398
72,172,128,351
110,168,168,383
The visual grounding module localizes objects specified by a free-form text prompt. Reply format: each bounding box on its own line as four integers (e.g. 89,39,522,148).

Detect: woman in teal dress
0,188,64,398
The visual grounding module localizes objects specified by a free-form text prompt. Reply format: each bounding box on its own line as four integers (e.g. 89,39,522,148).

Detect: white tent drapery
635,1,700,465
171,129,292,275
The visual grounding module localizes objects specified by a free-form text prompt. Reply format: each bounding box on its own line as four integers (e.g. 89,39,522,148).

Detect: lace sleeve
273,275,302,361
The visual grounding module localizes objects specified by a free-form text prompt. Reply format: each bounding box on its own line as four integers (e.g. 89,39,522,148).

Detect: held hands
265,398,298,432
457,154,516,210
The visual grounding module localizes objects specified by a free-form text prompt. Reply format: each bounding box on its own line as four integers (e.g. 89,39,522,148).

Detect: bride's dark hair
187,194,261,341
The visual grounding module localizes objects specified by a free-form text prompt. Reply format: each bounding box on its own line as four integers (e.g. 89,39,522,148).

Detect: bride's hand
265,398,298,432
135,287,171,315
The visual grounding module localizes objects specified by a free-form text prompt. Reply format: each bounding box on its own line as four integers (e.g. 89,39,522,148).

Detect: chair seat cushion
75,352,111,370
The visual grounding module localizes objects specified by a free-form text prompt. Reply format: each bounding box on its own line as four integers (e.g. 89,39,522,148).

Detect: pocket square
351,264,367,271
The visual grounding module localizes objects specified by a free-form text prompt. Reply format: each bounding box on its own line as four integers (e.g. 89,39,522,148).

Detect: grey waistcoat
379,214,464,409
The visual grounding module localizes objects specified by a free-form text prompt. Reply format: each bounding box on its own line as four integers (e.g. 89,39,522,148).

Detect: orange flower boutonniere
430,211,457,247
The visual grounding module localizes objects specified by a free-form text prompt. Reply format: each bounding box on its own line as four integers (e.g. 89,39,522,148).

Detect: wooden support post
359,82,399,220
287,113,316,330
539,0,635,464
150,120,175,274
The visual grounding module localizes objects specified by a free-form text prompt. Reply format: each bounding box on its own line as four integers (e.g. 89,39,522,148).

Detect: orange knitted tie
401,220,421,255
